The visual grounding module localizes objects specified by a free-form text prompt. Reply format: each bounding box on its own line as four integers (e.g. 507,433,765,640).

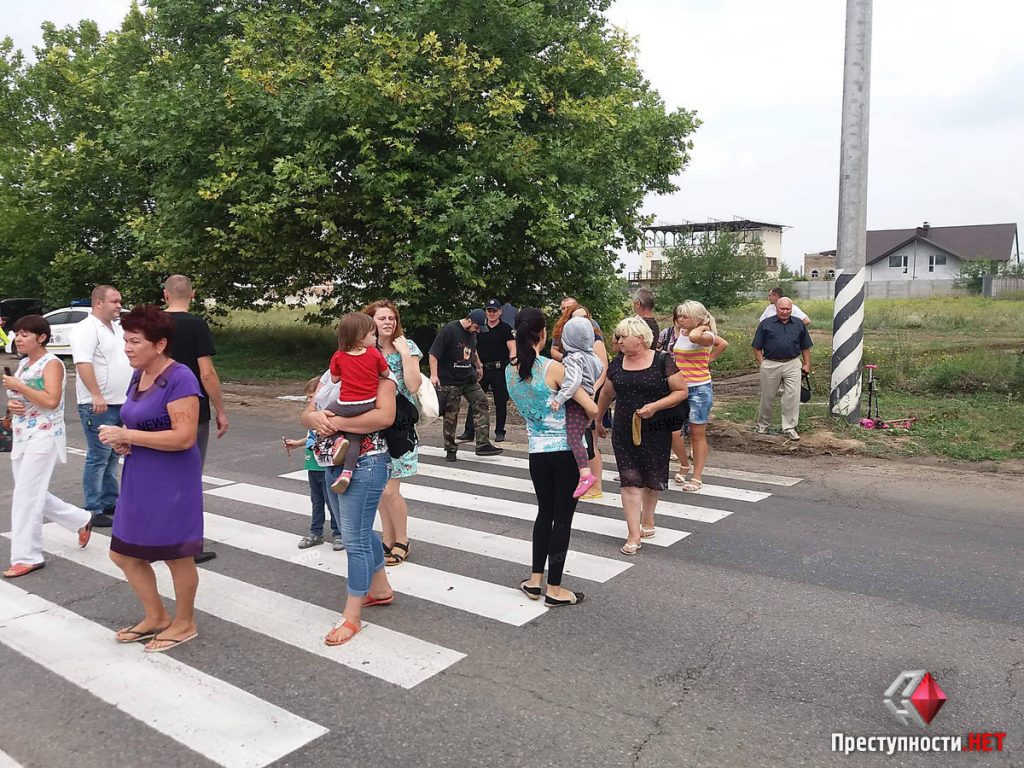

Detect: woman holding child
303,313,398,646
506,308,591,607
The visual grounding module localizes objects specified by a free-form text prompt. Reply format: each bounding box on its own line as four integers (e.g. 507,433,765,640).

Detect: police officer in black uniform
457,299,515,443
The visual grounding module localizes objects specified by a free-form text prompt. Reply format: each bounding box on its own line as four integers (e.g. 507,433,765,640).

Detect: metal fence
982,276,1024,299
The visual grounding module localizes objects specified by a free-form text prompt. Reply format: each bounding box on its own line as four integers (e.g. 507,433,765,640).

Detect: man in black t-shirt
429,309,503,461
163,274,230,563
458,299,515,443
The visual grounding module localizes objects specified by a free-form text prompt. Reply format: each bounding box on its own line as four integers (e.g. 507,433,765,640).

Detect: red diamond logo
909,672,947,725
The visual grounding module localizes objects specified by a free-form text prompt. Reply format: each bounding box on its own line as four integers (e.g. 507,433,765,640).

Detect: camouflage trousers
441,381,490,451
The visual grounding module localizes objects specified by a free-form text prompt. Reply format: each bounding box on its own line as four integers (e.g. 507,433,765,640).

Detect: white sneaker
783,428,800,440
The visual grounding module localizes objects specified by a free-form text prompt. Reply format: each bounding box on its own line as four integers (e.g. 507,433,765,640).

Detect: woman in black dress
596,316,688,555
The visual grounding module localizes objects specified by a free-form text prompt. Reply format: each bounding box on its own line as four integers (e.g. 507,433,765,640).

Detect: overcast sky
5,1,1022,271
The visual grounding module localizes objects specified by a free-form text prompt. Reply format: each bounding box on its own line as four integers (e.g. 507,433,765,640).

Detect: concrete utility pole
830,0,873,421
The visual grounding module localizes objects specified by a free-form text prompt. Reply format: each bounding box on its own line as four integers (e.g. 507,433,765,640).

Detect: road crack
631,610,754,766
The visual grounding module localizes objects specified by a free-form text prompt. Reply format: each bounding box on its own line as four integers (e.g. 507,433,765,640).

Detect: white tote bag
415,374,440,421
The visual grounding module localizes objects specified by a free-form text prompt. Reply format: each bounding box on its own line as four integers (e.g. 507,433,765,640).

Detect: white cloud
5,0,1022,273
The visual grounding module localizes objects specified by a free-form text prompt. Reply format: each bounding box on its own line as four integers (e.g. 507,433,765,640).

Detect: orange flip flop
3,562,45,578
325,618,362,646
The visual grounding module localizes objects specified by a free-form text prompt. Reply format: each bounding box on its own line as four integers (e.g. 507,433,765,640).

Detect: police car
3,301,126,356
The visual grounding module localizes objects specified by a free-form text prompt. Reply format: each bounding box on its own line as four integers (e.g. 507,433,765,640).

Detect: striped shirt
672,334,712,386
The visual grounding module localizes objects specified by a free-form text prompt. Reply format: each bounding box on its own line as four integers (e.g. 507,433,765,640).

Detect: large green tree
2,0,697,327
659,230,769,311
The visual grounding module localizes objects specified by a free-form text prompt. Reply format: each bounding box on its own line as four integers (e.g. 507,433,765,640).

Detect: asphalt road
1,387,1022,768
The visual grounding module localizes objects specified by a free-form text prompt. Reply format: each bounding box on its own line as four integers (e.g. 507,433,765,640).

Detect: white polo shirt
69,313,133,405
759,303,809,323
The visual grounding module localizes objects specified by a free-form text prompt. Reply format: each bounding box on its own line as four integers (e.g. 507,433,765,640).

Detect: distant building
631,218,786,288
804,222,1020,281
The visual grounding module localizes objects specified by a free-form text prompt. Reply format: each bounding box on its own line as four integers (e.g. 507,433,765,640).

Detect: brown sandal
385,542,409,566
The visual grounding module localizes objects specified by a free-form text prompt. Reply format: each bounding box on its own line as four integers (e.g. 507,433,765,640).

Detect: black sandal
385,542,409,566
520,580,542,600
544,591,585,607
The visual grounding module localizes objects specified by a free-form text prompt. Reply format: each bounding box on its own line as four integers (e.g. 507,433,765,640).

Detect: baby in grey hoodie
551,316,603,497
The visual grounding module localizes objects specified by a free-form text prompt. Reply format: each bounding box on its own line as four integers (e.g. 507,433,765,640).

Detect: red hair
120,304,175,345
361,299,405,339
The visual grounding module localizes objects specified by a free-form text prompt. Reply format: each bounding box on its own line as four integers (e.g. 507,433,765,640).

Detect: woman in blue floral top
363,300,422,566
3,315,92,578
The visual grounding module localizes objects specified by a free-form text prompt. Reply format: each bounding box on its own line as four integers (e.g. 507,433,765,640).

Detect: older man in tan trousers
752,298,813,440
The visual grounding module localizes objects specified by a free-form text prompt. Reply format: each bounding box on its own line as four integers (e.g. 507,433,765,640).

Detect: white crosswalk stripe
419,445,794,492
411,462,735,523
0,749,26,768
273,472,690,547
199,507,548,626
0,582,328,768
223,473,630,582
9,526,465,689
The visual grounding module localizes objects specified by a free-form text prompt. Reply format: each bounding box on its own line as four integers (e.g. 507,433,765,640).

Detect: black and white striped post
831,0,873,421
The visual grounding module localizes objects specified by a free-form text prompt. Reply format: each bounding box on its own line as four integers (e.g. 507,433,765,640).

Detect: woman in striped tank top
671,301,729,492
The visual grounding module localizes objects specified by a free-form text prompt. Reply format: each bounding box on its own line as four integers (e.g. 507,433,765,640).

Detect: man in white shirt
69,285,133,527
759,287,811,327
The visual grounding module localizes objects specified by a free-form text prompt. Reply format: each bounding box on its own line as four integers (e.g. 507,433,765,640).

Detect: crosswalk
0,444,800,767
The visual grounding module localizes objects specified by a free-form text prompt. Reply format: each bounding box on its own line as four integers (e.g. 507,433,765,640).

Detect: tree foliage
0,0,697,327
658,231,769,311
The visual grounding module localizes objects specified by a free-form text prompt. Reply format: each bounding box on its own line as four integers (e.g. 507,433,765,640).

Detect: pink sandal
573,474,598,499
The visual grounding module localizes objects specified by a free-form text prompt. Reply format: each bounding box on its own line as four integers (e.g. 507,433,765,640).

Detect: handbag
800,372,812,404
0,411,12,453
415,374,440,421
655,351,689,431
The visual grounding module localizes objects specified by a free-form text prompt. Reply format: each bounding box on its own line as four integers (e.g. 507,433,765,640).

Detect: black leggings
528,451,581,586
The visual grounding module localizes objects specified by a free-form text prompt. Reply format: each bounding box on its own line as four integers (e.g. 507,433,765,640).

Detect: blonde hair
303,376,320,396
676,300,717,336
614,315,654,348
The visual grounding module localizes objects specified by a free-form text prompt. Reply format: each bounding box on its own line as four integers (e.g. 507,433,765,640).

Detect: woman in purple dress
98,305,203,653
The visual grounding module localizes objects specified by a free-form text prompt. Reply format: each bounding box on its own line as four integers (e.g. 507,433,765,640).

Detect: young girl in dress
327,313,390,493
549,317,602,498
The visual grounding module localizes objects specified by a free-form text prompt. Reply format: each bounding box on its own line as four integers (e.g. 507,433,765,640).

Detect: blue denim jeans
326,453,389,596
308,470,342,538
77,404,122,513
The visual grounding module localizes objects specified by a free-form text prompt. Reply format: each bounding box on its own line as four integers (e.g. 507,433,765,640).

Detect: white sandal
681,478,703,492
640,526,656,539
620,542,642,556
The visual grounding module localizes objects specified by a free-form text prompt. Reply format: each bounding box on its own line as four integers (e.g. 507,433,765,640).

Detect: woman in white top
2,315,92,578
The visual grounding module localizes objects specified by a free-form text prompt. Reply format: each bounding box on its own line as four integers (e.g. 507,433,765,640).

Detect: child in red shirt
327,313,390,493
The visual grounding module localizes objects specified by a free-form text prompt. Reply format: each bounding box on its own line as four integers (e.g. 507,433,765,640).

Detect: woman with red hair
362,300,422,566
98,304,204,653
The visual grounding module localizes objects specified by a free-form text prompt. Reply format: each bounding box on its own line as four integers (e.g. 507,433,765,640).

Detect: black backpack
382,393,420,458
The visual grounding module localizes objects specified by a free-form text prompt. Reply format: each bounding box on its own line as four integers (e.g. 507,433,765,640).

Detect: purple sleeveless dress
110,362,204,561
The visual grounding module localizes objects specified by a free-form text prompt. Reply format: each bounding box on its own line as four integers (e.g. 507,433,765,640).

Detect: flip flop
363,592,395,607
116,623,169,644
2,562,45,578
620,542,641,556
144,632,198,653
640,526,656,539
325,618,362,647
